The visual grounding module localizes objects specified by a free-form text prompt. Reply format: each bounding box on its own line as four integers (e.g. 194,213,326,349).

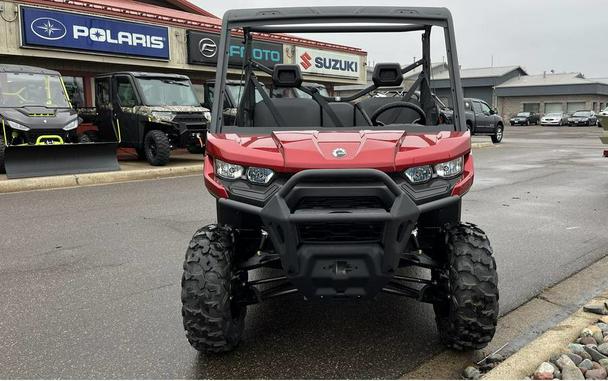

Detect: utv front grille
298,222,384,243
296,196,386,210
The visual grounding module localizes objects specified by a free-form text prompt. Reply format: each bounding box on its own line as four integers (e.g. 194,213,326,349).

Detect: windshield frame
0,72,72,109
134,76,200,107
210,7,465,134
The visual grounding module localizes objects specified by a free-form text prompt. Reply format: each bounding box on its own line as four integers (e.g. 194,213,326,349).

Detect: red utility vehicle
181,6,499,353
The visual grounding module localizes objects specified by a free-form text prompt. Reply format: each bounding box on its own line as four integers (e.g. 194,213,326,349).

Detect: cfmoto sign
198,38,218,58
21,6,170,59
188,31,283,68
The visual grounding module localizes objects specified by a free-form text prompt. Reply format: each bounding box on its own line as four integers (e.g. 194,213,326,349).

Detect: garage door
567,102,586,113
544,103,563,113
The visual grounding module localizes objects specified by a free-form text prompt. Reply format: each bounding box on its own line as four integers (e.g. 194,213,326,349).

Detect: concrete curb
0,164,202,194
484,292,608,380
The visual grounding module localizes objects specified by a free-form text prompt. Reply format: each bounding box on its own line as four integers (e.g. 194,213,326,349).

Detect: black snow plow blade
4,143,119,179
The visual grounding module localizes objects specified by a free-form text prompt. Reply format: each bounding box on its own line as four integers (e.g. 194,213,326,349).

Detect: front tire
144,130,171,166
181,224,246,353
491,124,504,144
433,223,499,350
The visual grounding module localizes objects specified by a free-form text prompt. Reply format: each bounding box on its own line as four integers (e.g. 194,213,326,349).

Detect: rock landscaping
462,302,608,380
528,303,608,380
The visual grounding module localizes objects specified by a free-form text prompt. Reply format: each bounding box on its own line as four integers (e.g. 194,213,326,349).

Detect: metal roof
404,62,449,79
164,0,218,18
433,65,527,80
495,73,608,97
496,72,587,87
19,0,364,54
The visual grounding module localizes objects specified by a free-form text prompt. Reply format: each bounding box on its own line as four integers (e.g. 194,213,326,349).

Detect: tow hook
196,133,204,148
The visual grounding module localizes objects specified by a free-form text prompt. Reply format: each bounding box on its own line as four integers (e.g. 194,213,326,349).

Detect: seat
253,98,321,127
357,97,423,125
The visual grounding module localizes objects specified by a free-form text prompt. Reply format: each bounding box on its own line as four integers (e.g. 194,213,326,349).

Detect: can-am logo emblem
31,17,67,40
300,52,312,70
332,148,347,158
199,38,217,58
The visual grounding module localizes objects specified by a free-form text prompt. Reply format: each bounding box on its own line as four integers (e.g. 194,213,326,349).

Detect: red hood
206,130,471,172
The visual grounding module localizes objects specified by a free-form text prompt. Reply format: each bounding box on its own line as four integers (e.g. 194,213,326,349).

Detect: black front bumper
172,114,207,147
218,169,461,299
569,120,589,126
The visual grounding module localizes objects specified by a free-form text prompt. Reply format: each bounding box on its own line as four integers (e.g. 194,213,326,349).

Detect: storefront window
567,102,586,113
63,76,85,108
522,103,540,113
544,103,563,113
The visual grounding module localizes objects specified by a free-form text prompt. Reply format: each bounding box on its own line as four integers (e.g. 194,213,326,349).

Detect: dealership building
0,0,367,107
430,65,527,107
495,72,608,118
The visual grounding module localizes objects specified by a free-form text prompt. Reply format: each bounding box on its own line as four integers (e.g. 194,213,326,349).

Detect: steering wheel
369,101,427,126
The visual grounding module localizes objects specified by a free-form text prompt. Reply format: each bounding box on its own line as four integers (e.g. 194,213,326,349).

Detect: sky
192,0,608,78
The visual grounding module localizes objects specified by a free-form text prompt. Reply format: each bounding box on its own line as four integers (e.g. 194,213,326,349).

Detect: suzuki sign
188,31,283,68
21,6,170,60
295,47,361,79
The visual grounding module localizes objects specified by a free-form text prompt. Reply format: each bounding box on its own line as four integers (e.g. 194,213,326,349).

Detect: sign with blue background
21,6,170,60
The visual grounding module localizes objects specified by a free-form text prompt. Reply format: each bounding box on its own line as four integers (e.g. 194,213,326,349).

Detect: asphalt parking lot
0,126,607,379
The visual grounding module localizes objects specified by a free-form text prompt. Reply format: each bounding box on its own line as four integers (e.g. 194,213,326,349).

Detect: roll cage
210,6,465,133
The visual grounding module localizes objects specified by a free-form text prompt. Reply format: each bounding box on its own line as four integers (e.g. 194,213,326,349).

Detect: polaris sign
187,31,283,68
21,6,170,60
295,47,361,79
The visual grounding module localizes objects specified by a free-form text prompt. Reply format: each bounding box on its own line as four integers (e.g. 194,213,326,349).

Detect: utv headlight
7,120,30,131
63,119,79,131
247,167,274,185
215,159,244,180
435,156,464,178
203,110,211,122
151,111,176,122
404,165,433,184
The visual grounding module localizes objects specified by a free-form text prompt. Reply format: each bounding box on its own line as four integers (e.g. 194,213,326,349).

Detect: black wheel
466,121,473,134
0,136,5,174
187,145,205,154
433,223,499,350
144,130,171,166
181,224,246,353
525,120,530,126
491,124,503,144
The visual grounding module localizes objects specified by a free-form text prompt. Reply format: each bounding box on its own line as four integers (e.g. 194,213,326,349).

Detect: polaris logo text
73,26,165,49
